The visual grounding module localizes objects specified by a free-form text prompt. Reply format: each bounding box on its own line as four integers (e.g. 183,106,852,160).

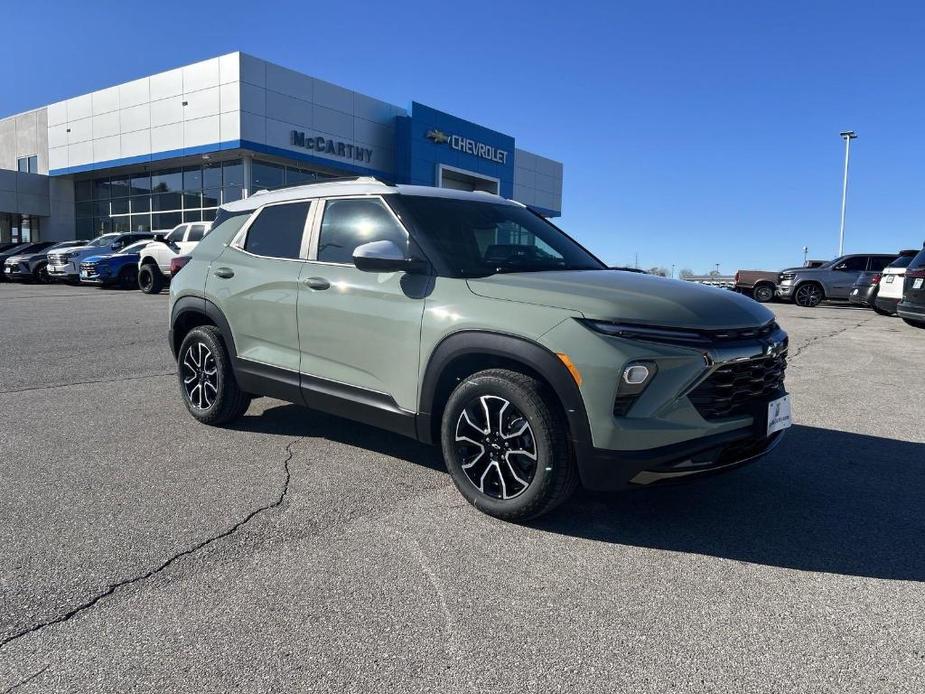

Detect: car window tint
243,202,310,259
187,224,207,242
867,256,891,271
887,254,915,269
317,198,408,264
166,225,186,243
909,249,925,270
840,256,868,271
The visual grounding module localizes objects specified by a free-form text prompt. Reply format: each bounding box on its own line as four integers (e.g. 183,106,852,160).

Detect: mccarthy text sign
426,129,509,164
290,131,373,163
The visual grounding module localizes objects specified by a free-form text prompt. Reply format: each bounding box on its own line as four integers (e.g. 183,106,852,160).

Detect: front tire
138,264,164,294
32,262,50,284
794,282,824,307
177,326,251,425
753,283,774,303
441,369,577,521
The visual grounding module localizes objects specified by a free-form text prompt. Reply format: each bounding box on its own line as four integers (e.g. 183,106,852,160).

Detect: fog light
623,364,650,385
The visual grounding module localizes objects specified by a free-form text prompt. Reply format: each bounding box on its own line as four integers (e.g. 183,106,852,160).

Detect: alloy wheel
795,284,822,307
181,342,218,409
454,395,538,500
754,285,773,302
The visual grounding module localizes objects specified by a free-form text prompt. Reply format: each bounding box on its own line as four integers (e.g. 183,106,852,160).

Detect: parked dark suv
777,254,898,307
897,247,925,328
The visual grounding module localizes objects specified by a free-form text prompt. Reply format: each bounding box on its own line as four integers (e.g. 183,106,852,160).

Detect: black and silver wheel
794,282,824,307
138,264,164,294
33,262,50,284
441,369,577,521
177,326,251,425
753,283,774,303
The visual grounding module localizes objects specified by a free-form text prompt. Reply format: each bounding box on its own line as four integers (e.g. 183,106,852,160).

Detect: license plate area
767,395,792,436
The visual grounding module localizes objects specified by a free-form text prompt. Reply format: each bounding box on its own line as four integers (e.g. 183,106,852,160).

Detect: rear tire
138,264,164,294
794,282,824,307
177,326,251,425
441,368,578,522
753,283,774,303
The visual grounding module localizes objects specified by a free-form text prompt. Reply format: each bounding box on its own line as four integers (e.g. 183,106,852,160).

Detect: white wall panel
48,145,68,170
266,91,311,128
266,62,314,100
47,101,68,126
67,140,92,166
120,103,150,133
220,82,240,113
313,79,354,114
66,95,92,121
220,111,240,141
219,52,240,84
183,86,221,120
92,111,120,139
150,68,183,101
183,116,220,148
313,105,353,139
48,123,68,149
182,59,220,93
150,123,183,153
240,53,266,87
150,96,183,128
119,78,150,109
121,129,151,158
241,111,266,144
93,134,121,162
240,82,266,116
92,86,120,115
67,117,92,144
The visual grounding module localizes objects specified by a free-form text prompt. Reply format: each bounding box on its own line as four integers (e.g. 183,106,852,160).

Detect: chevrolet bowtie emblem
426,129,449,144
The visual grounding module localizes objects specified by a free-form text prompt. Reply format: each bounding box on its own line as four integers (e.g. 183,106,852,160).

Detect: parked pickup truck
734,270,778,303
137,221,212,294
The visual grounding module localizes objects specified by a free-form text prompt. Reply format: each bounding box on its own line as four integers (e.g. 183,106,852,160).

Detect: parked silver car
777,253,897,307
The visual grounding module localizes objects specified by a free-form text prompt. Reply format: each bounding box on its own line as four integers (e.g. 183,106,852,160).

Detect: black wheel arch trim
417,330,594,461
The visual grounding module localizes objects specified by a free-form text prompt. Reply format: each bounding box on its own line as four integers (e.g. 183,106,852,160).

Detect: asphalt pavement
1,283,923,693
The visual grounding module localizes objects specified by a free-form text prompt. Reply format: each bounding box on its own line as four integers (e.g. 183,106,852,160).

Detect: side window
187,224,207,242
866,256,890,272
840,256,868,272
166,225,186,243
317,198,408,264
242,201,310,259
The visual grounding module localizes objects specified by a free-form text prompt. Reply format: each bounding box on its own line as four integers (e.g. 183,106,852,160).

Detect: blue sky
3,0,924,273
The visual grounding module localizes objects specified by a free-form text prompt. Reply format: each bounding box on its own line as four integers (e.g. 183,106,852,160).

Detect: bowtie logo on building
426,129,450,144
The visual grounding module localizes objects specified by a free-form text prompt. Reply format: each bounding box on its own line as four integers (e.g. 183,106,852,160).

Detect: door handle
303,276,331,290
213,267,235,279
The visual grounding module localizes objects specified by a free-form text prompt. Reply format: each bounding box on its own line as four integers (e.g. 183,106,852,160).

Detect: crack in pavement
0,439,299,651
1,665,49,694
0,371,174,395
788,316,874,361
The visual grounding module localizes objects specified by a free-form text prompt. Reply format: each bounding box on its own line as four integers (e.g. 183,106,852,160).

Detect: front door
830,255,869,298
296,196,426,415
206,201,312,374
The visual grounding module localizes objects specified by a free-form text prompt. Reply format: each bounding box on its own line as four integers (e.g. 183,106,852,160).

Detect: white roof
222,177,524,212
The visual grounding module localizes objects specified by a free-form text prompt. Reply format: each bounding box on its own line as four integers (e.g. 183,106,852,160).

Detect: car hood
83,253,116,263
467,270,775,329
780,265,827,273
4,254,30,264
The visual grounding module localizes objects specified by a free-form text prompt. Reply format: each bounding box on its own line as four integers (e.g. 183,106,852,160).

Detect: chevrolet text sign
291,131,373,163
426,129,509,164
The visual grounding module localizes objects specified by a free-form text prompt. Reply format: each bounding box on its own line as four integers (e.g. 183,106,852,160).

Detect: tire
138,264,164,294
177,326,251,425
902,318,925,329
794,282,824,307
441,368,578,522
32,262,50,284
753,283,774,303
118,265,138,289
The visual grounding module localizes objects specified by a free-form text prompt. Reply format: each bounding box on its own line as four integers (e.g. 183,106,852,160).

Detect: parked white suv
138,222,212,294
47,232,156,282
874,248,921,315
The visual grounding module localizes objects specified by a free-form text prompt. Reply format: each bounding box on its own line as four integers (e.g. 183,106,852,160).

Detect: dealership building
0,52,563,244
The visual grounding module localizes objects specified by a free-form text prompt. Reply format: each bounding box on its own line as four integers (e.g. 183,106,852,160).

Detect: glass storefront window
152,169,182,193
75,180,94,202
202,208,217,222
222,186,243,203
252,161,284,190
93,218,113,235
111,198,130,215
223,160,244,187
286,167,316,186
130,214,152,232
202,189,221,208
76,219,95,239
183,166,203,192
153,212,182,230
152,192,183,211
131,196,151,213
131,173,151,194
96,201,110,217
76,202,95,219
113,218,132,234
203,162,222,189
110,177,132,198
183,209,202,223
94,177,110,200
183,192,201,209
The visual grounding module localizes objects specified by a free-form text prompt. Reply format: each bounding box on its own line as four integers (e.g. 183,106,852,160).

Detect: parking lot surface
1,283,924,693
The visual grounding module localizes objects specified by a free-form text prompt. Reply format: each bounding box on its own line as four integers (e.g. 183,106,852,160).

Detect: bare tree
678,268,694,279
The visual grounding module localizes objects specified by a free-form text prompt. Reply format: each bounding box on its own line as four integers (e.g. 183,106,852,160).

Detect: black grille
688,350,787,420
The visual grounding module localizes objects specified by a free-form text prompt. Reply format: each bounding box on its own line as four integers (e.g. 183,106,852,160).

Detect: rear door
904,250,925,305
829,255,868,297
178,223,208,255
206,201,313,374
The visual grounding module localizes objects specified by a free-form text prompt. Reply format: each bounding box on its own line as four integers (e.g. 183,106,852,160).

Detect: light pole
802,245,808,265
838,130,857,256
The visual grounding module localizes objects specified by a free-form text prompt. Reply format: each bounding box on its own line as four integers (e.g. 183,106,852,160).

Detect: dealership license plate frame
767,394,792,437
914,278,924,289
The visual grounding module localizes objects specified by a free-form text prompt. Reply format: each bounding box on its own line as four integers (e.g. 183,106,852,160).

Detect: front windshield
87,233,120,248
117,241,151,255
396,196,604,277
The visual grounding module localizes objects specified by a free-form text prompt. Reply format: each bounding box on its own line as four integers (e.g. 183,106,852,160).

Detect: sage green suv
169,177,791,520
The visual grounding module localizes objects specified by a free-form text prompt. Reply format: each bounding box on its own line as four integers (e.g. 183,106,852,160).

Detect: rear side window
187,224,207,242
839,256,868,271
887,254,916,269
166,225,186,243
317,198,408,264
243,202,310,259
867,256,892,272
909,249,925,270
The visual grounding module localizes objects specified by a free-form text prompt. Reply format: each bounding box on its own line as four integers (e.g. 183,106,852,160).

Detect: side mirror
834,263,847,271
353,240,427,274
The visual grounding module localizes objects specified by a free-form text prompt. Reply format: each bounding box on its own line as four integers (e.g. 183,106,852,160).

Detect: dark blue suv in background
79,240,155,288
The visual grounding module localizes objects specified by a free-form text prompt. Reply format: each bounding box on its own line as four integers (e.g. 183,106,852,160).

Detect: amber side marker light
556,353,583,386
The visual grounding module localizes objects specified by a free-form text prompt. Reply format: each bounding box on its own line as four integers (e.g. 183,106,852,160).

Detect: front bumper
897,300,925,323
47,262,77,279
2,263,29,279
776,283,794,298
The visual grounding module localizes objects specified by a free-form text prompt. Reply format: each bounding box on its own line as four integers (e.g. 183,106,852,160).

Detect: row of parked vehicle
0,221,212,294
734,248,925,327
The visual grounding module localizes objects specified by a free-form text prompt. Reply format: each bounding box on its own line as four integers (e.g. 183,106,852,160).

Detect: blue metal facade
394,102,516,199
